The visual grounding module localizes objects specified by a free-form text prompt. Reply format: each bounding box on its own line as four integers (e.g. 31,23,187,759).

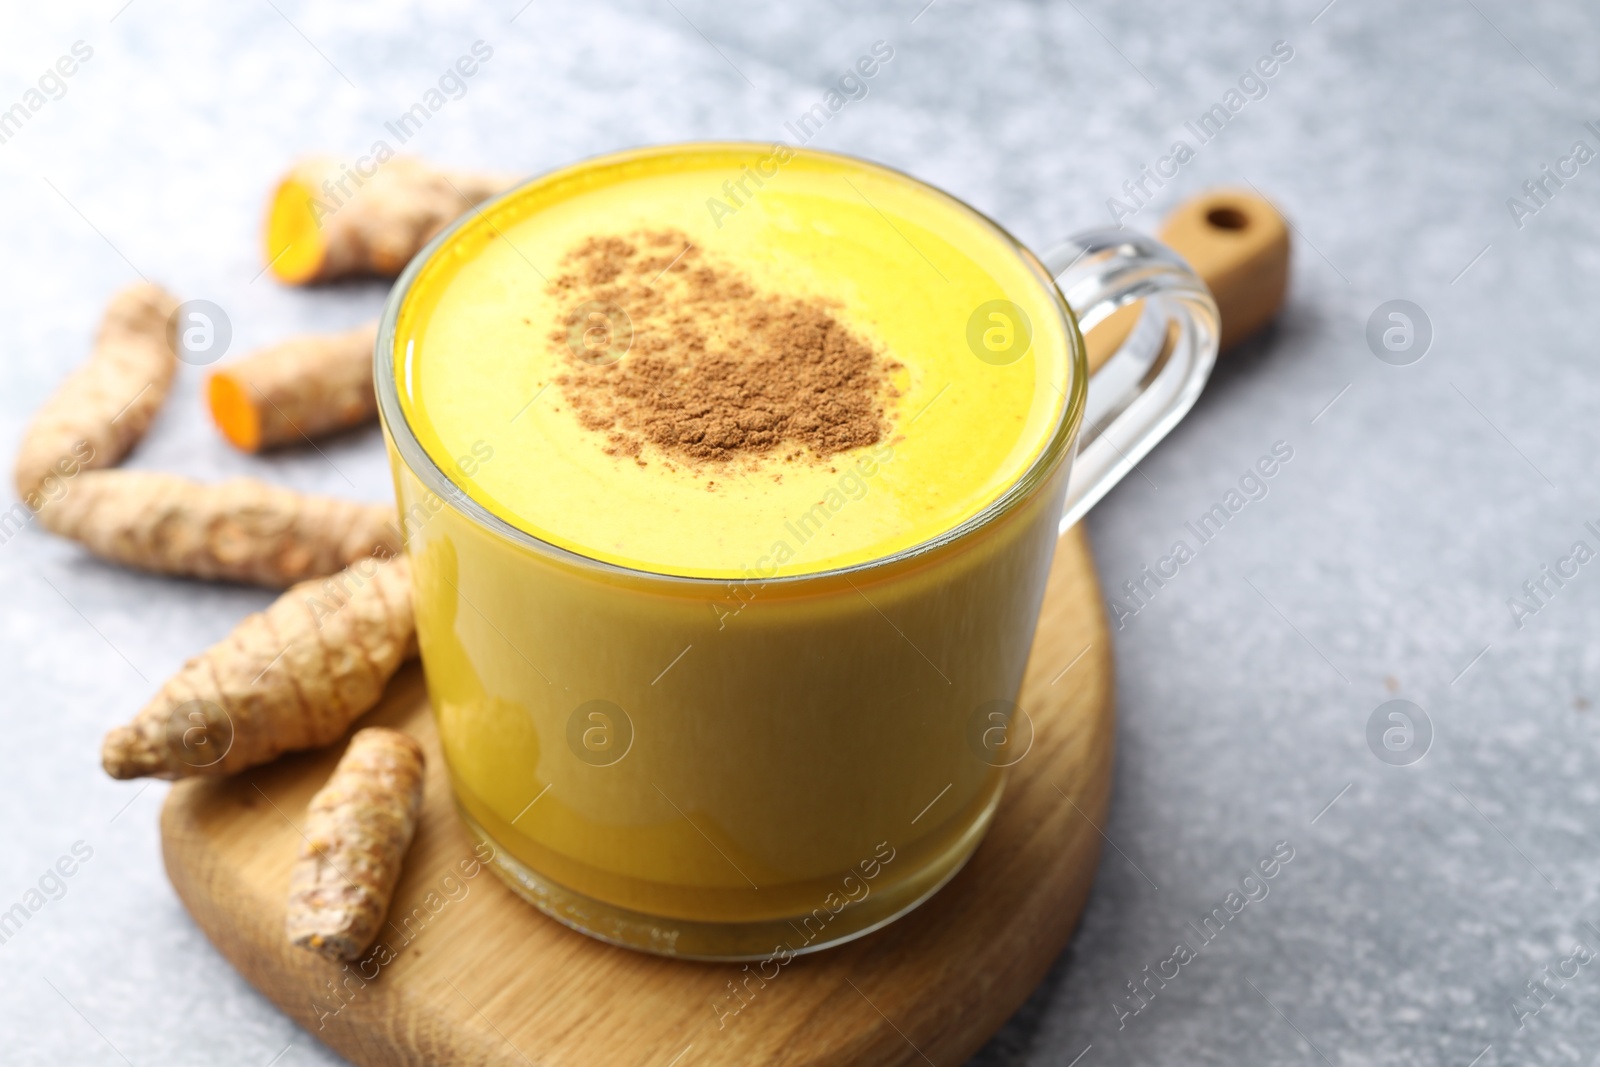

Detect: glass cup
377,143,1217,960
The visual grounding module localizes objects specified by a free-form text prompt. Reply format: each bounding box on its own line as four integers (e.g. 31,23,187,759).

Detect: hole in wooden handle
1205,205,1249,231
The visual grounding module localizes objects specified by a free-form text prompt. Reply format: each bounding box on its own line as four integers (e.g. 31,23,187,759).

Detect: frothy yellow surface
394,144,1074,578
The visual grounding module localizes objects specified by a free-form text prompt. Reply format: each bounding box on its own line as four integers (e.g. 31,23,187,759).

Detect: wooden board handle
1158,189,1290,351
1083,189,1290,370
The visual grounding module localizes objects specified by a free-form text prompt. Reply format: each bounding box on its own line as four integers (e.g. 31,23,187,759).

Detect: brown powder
545,228,897,469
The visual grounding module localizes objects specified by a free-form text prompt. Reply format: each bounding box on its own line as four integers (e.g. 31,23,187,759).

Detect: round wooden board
161,524,1114,1067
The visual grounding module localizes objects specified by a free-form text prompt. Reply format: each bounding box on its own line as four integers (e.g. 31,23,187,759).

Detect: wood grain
162,523,1114,1067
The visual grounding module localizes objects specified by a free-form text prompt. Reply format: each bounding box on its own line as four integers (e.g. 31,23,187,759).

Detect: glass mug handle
1046,230,1220,533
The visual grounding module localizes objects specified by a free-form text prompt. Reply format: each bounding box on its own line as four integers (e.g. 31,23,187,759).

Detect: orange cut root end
265,178,329,285
207,372,262,452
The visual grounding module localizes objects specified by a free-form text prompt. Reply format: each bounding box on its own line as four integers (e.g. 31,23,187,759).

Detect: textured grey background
1,1,1597,1064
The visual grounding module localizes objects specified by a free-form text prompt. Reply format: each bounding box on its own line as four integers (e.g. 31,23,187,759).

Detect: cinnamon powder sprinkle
546,229,898,468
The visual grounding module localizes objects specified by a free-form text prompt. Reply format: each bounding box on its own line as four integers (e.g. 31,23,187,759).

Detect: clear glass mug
377,143,1218,960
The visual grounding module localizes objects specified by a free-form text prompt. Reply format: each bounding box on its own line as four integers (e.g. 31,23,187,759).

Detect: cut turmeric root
286,726,425,961
14,283,179,503
39,470,402,587
264,157,516,285
208,322,379,451
101,554,415,780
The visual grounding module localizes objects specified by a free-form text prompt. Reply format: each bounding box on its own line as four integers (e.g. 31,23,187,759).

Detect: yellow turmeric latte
387,144,1079,954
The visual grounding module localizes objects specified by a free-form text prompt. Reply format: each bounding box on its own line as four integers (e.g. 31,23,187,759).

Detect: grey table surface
2,1,1598,1064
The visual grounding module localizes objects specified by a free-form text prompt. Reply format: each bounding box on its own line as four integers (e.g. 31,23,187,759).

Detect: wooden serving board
162,522,1114,1067
161,188,1293,1065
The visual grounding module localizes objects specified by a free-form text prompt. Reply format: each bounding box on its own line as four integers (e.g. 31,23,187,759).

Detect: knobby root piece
208,322,379,451
286,727,425,961
13,283,180,502
38,470,402,587
101,554,415,780
264,156,517,285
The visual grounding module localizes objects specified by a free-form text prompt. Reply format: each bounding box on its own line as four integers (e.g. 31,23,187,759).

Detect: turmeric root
14,283,179,502
286,727,425,961
38,470,402,587
208,322,379,451
263,157,516,285
101,553,415,780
